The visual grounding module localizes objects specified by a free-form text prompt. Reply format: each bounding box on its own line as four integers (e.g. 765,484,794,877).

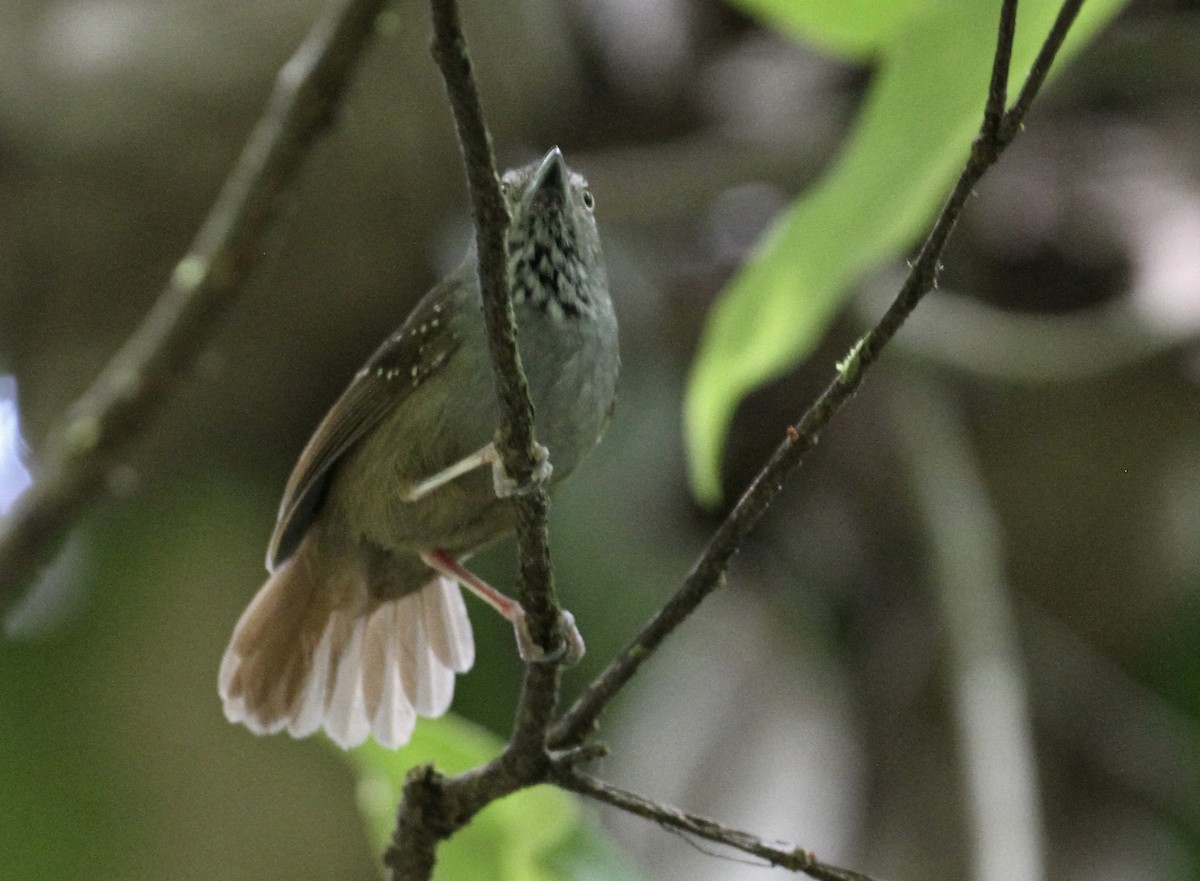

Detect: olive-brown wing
265,277,465,569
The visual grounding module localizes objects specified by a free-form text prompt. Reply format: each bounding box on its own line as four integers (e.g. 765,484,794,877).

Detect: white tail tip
220,574,474,750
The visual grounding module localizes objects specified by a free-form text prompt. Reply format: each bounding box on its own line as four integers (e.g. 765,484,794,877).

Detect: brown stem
0,0,391,610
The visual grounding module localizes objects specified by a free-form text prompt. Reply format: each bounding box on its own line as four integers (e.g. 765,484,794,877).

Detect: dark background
3,1,1200,880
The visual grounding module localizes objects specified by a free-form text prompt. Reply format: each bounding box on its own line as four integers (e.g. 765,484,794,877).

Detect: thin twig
1003,0,1086,140
982,0,1018,139
385,3,567,877
549,0,1086,750
424,0,565,743
0,0,391,610
556,772,879,881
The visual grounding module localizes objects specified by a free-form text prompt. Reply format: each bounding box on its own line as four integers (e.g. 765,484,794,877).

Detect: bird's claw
512,607,585,665
492,442,552,498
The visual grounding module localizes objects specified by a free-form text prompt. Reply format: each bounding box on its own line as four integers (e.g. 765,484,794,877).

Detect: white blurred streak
1132,196,1200,331
576,0,692,99
892,377,1045,881
4,535,85,641
701,34,848,150
1116,182,1200,334
1086,127,1200,335
857,278,1182,383
0,375,33,515
39,0,145,78
28,0,318,94
607,589,863,881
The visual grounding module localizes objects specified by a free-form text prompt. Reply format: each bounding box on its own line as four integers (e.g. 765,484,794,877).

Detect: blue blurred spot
1,375,89,639
0,375,33,515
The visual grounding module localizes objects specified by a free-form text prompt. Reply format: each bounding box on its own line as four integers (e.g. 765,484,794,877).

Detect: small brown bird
218,149,618,749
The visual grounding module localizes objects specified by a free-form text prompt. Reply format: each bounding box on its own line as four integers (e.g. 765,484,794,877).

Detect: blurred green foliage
0,473,644,881
730,0,932,57
686,0,1129,505
348,717,643,881
1,480,379,881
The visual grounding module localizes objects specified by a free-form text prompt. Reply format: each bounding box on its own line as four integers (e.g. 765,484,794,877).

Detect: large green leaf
686,0,1129,505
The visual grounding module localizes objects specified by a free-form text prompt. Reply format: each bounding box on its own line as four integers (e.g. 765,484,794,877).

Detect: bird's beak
531,146,568,200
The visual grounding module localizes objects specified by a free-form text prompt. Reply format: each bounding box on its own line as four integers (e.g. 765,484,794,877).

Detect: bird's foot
492,442,552,498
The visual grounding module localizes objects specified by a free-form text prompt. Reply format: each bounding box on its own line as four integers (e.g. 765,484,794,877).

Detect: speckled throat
501,147,604,324
507,208,594,321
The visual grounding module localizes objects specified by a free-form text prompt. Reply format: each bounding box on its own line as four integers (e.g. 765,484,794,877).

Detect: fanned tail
218,536,475,749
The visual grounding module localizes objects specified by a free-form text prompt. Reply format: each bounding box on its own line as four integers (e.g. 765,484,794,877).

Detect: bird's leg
419,549,584,664
402,441,552,502
403,443,496,502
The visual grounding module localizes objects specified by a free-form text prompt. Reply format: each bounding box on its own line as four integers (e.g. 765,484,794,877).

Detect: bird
218,148,618,749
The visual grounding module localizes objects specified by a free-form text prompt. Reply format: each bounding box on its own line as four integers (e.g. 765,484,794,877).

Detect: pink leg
420,548,520,621
419,549,585,663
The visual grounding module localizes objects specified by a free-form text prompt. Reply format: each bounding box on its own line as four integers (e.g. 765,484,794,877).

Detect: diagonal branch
555,772,879,881
549,0,1084,750
0,0,391,611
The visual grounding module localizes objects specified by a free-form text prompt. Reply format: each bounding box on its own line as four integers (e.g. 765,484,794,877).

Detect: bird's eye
581,189,595,211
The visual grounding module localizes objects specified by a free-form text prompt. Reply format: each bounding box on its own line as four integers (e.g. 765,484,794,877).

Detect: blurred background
3,0,1200,880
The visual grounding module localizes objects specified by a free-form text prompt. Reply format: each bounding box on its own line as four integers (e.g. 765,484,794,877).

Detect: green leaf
685,0,1129,505
347,716,580,881
729,0,933,57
